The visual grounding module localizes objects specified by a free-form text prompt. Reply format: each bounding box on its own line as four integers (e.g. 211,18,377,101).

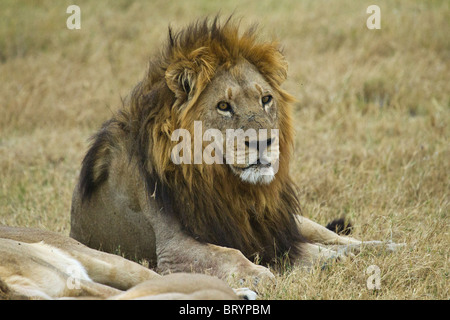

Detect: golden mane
83,17,305,264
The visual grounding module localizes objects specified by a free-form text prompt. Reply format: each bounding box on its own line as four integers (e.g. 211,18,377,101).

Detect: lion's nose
244,138,273,151
255,158,272,167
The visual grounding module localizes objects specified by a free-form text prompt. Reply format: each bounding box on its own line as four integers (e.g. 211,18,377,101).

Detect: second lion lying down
0,226,252,300
70,17,403,281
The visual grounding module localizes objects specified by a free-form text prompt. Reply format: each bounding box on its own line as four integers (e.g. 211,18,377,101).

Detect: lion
0,225,252,300
70,17,403,282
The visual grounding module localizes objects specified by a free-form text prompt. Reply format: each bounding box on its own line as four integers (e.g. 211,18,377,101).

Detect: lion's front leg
155,234,274,283
296,215,362,245
297,242,348,267
142,195,274,283
295,215,405,261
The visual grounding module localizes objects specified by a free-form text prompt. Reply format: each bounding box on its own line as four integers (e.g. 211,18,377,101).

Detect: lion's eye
217,101,232,112
262,95,273,105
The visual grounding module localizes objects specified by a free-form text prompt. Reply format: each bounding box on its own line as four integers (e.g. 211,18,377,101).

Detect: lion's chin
230,164,275,185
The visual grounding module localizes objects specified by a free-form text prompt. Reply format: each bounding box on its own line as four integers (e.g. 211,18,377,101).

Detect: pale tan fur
0,226,248,300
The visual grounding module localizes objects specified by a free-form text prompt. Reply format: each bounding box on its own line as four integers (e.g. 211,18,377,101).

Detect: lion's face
196,60,281,185
163,20,293,186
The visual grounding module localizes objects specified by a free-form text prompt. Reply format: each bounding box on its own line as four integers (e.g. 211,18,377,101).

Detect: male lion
70,17,402,281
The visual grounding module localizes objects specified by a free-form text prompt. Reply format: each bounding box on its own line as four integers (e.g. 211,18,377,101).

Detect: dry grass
0,0,448,299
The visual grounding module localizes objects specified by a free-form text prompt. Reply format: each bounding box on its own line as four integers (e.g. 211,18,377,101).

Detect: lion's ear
166,63,196,99
165,48,215,101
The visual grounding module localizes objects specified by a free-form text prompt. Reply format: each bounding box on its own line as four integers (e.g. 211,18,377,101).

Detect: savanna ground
0,0,448,299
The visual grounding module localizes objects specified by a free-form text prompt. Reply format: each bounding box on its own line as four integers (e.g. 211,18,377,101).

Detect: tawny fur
71,16,404,281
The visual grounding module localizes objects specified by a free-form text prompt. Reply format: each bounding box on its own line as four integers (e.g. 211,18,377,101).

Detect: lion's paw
227,263,275,290
233,288,258,300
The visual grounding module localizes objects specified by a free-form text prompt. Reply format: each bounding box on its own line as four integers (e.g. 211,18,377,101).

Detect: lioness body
0,225,155,299
0,226,245,300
